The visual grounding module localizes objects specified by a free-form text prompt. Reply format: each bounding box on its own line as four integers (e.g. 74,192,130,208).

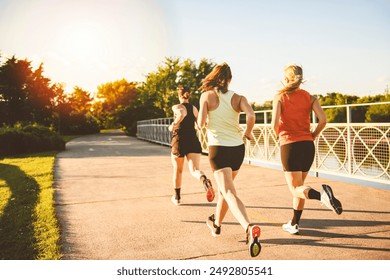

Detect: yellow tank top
207,90,243,146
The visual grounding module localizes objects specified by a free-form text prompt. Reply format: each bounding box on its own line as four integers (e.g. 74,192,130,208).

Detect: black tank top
179,103,196,137
179,103,196,132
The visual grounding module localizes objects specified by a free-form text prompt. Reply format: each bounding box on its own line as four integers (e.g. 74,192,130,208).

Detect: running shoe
321,184,343,215
206,214,221,237
203,178,215,202
246,224,261,257
171,195,180,206
282,220,299,234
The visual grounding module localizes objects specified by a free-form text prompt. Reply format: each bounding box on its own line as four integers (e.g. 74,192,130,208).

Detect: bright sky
1,0,389,103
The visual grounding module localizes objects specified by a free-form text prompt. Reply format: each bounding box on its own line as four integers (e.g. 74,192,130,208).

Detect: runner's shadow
0,163,39,259
302,218,390,230
259,235,390,253
180,203,216,207
246,205,390,215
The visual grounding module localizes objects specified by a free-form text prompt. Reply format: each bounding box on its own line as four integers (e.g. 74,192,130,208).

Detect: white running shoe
282,221,299,234
320,184,342,215
171,195,180,206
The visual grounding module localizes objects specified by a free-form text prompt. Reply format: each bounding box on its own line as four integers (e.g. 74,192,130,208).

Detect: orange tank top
278,89,313,146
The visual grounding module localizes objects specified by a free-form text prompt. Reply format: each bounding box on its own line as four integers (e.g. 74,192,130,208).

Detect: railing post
264,111,269,160
347,105,352,176
311,110,318,176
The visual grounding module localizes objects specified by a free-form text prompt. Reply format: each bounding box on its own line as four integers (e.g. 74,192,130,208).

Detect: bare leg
215,170,239,226
186,153,204,180
171,154,184,189
213,167,250,230
284,171,312,201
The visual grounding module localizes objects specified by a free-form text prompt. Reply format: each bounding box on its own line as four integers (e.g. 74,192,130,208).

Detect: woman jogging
271,64,343,235
169,85,214,205
197,63,261,258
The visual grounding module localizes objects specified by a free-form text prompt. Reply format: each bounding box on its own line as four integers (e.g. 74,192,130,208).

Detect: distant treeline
253,92,390,123
1,54,389,140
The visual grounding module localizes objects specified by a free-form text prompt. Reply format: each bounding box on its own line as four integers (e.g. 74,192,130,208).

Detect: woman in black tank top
168,86,215,206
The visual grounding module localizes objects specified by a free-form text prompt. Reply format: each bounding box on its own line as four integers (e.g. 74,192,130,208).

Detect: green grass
61,134,82,143
0,152,61,260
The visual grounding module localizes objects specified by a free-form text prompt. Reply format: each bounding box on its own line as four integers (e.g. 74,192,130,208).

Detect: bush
0,125,65,157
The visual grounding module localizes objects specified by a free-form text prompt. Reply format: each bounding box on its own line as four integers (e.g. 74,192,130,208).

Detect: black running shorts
208,144,245,172
171,132,202,158
280,141,315,172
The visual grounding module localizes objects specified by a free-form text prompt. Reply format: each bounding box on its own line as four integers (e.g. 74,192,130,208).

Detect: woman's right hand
244,131,253,140
168,123,174,132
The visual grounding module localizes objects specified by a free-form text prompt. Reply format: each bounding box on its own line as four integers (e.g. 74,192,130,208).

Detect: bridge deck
54,130,390,260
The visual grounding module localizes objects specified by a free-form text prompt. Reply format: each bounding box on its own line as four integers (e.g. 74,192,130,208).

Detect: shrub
0,125,65,157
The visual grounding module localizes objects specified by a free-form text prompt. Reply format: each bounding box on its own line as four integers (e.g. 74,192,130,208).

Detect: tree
320,92,359,123
0,56,32,125
94,79,139,128
114,57,215,135
365,94,390,122
69,86,93,114
26,63,56,125
0,56,56,126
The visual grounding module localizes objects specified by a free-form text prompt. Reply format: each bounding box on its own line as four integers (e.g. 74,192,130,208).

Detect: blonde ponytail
279,65,304,95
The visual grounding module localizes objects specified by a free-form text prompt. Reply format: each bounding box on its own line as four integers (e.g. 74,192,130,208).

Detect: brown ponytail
200,62,232,93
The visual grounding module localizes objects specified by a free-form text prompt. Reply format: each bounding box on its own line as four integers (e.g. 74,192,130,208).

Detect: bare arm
239,96,255,140
311,96,327,140
271,94,281,136
168,104,186,131
197,93,208,128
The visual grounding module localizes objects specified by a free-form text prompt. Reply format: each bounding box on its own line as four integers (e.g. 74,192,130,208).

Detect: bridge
137,102,390,190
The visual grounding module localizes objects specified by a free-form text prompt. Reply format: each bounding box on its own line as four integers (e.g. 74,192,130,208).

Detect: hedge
0,125,65,157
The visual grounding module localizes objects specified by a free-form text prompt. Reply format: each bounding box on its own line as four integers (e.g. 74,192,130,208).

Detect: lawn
0,152,61,259
0,133,87,259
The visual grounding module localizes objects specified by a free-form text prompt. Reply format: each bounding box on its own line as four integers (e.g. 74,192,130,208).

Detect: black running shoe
206,214,221,237
321,184,343,215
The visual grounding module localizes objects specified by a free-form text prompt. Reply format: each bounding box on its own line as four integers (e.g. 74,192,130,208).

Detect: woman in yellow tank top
198,63,261,258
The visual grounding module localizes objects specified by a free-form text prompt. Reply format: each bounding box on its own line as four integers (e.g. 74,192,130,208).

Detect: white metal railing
137,102,390,188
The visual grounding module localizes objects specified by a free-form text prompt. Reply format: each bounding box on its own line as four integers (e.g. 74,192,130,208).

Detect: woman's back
207,90,243,146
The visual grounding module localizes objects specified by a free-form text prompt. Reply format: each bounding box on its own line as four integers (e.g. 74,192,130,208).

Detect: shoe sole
206,219,220,237
205,180,215,202
323,185,342,215
249,225,261,257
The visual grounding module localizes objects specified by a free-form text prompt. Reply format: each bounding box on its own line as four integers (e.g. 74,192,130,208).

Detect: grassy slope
0,152,61,260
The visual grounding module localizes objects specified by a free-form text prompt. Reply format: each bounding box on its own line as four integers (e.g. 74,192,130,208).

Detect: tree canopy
0,54,388,136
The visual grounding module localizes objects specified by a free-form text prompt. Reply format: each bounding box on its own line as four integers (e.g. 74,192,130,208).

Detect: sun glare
56,21,107,64
1,0,170,93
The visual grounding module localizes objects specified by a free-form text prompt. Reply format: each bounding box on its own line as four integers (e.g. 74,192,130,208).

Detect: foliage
0,124,65,157
93,79,139,128
315,92,389,123
0,56,56,126
365,94,390,122
114,57,215,135
0,56,100,135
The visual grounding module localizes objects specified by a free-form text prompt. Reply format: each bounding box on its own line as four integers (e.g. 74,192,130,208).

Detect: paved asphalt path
54,130,390,260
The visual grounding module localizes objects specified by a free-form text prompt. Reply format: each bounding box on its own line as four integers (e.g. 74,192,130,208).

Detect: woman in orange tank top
271,65,343,235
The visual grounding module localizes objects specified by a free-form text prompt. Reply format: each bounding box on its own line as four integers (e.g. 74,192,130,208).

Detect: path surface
54,130,390,260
